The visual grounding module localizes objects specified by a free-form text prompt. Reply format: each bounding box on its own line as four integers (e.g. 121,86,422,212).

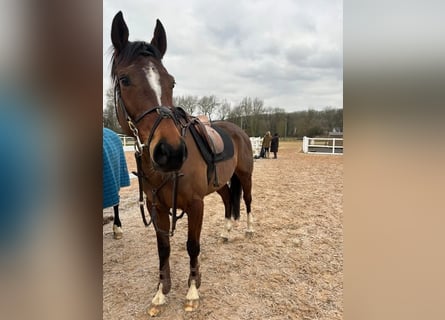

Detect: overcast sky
103,0,342,112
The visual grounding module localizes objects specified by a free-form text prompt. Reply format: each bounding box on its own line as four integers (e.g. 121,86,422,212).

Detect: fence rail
118,134,136,151
302,136,343,155
118,134,135,146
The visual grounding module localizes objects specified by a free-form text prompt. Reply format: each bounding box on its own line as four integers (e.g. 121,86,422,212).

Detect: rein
115,87,187,236
133,150,185,236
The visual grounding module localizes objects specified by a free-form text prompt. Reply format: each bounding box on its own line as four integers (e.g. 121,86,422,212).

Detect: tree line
103,88,342,138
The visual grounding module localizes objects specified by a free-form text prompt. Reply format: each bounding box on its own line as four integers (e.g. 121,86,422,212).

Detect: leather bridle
113,85,188,236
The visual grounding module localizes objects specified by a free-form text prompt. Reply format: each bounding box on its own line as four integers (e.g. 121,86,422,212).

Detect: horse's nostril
153,140,187,172
153,143,168,165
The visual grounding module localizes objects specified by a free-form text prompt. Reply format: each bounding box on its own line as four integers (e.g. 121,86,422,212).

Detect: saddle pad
211,124,234,161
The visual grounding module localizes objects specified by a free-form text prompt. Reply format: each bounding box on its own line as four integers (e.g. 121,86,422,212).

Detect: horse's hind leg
240,174,254,236
112,204,123,239
217,185,232,242
184,199,204,312
148,208,172,317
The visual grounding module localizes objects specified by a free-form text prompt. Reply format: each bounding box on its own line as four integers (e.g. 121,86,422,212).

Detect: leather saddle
194,115,224,154
172,107,234,186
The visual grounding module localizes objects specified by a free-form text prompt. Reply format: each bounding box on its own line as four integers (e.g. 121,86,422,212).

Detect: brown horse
110,11,254,315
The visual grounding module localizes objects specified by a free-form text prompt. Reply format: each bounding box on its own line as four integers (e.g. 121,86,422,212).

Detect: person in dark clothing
270,133,279,159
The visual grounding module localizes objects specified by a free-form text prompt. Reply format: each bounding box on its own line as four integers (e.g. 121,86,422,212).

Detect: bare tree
103,87,121,132
197,95,219,120
238,97,254,135
239,97,253,117
251,97,264,135
215,99,231,120
270,107,286,137
174,95,198,115
252,98,264,114
229,105,244,128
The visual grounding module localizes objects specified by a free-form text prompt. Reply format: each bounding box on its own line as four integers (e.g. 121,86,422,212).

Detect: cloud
103,0,343,111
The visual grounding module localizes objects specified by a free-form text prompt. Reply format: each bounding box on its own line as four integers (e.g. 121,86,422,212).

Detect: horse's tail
229,174,242,220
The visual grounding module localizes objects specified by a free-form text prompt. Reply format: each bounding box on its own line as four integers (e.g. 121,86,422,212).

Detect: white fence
302,136,343,155
250,137,262,157
118,134,136,151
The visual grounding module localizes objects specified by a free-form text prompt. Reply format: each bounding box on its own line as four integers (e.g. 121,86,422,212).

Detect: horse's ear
150,19,167,58
111,11,129,54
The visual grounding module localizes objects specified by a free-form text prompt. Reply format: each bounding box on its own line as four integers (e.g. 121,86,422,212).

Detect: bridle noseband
114,86,177,153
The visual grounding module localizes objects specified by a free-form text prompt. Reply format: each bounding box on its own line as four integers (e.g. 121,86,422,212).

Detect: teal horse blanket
103,128,130,208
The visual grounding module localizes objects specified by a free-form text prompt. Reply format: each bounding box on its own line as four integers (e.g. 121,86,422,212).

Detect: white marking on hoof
151,284,166,305
113,225,123,239
184,280,200,312
246,214,254,235
148,284,166,317
220,218,232,240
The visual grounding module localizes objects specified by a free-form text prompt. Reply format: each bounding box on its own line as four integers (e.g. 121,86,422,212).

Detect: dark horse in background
110,12,254,315
103,127,130,239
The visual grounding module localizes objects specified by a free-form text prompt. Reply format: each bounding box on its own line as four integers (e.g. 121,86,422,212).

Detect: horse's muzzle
152,138,187,172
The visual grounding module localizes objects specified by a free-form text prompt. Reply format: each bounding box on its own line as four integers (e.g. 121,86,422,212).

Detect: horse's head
111,11,187,172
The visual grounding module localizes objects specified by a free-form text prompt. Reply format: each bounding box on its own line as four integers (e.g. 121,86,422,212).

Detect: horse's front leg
147,207,171,317
184,199,204,312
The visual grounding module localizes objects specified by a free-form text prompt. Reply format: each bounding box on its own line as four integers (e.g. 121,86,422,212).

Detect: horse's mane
111,41,161,85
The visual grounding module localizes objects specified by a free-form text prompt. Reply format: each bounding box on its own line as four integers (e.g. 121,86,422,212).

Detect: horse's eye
119,76,130,87
172,80,176,89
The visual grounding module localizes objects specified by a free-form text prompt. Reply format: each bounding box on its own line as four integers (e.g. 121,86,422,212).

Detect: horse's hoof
113,233,123,240
184,299,199,312
113,225,123,240
245,230,254,238
147,304,164,317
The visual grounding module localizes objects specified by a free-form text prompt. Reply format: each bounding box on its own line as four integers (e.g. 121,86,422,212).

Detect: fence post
302,136,308,153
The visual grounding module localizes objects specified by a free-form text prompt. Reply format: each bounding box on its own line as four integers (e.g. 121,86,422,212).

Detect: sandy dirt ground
103,140,343,320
